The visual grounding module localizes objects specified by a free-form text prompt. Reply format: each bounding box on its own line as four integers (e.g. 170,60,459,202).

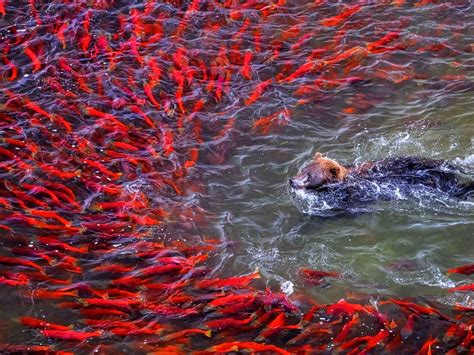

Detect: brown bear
289,152,473,203
289,153,350,190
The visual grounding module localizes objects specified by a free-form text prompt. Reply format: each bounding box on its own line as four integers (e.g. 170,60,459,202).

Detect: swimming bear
289,153,473,213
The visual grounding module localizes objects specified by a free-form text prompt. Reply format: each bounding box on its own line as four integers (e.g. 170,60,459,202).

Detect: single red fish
241,50,252,80
162,129,174,156
91,200,143,212
129,105,156,128
214,72,225,102
143,82,161,110
83,319,136,330
19,317,71,331
291,33,313,53
56,282,107,299
326,299,375,316
10,247,54,265
333,314,360,343
38,237,87,254
418,337,437,355
279,60,317,83
192,98,206,113
205,314,256,331
245,79,273,106
448,283,474,293
92,264,134,274
139,263,183,277
24,46,41,72
321,5,361,27
81,297,142,310
23,99,59,129
209,294,256,315
41,329,102,341
83,159,122,180
38,180,75,202
80,308,128,319
252,108,291,135
30,289,78,299
448,264,474,275
254,312,289,340
26,209,71,226
22,183,62,204
184,147,199,169
213,118,235,143
442,323,466,343
286,323,332,346
196,269,260,289
254,27,262,52
298,267,341,286
280,23,302,41
1,55,17,81
300,305,322,326
367,32,400,53
0,345,54,353
56,22,68,50
400,313,416,339
0,276,29,287
146,57,162,88
0,197,12,209
156,329,211,343
0,256,44,273
106,288,138,299
79,14,92,52
38,163,80,180
28,0,41,25
145,304,199,318
94,35,117,70
5,184,48,208
83,181,123,195
204,341,290,355
84,106,128,132
324,46,367,66
415,0,437,6
385,299,450,320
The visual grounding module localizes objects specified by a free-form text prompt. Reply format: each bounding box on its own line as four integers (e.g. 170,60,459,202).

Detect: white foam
281,281,294,295
389,263,456,289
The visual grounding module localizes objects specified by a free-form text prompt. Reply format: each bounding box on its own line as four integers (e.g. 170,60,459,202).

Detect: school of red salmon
0,0,473,353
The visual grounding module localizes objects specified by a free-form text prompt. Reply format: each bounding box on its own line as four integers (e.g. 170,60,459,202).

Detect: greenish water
201,84,474,308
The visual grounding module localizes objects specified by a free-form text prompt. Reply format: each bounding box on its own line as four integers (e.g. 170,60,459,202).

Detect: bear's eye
330,168,339,176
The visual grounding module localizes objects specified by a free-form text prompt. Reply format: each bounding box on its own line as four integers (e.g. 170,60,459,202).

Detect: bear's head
289,152,348,190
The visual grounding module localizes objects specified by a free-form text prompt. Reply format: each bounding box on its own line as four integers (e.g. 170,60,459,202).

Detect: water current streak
0,0,473,353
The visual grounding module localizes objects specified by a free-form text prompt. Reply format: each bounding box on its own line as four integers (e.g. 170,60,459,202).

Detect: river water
201,85,474,304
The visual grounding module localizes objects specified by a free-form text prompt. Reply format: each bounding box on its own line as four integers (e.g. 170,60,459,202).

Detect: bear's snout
289,175,308,189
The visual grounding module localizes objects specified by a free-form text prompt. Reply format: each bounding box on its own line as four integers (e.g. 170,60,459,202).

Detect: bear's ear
314,152,323,160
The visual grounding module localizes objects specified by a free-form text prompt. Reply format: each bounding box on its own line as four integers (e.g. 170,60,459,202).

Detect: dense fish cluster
0,0,473,353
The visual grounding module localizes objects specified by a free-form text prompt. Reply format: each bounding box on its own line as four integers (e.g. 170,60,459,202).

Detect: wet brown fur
289,152,349,189
289,153,472,201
